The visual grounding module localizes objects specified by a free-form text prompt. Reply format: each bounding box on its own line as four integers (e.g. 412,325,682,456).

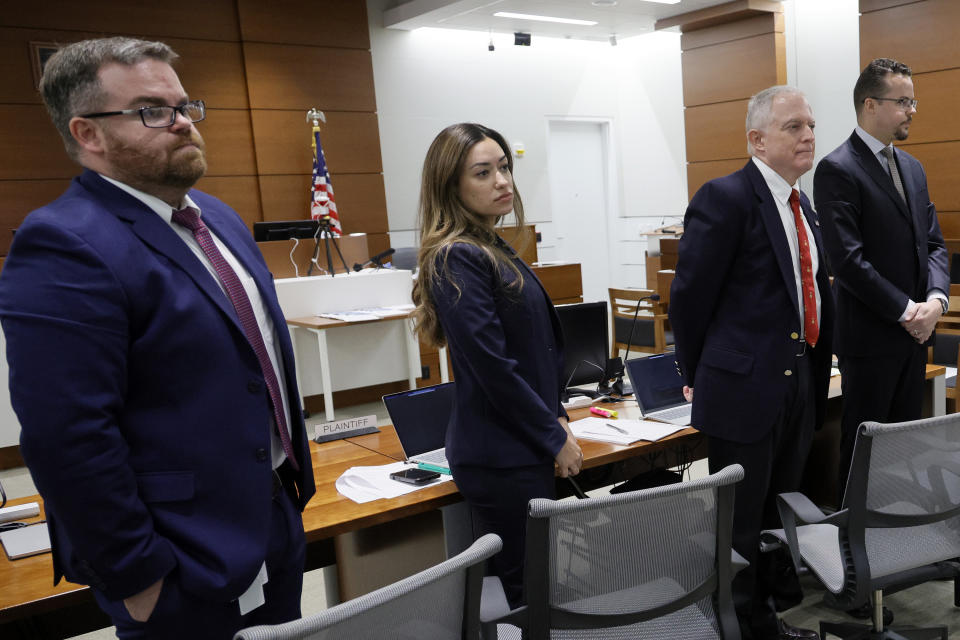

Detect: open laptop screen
382,382,455,458
625,354,686,412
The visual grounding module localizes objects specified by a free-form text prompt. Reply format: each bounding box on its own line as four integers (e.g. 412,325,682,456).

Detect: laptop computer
624,353,692,426
382,382,454,472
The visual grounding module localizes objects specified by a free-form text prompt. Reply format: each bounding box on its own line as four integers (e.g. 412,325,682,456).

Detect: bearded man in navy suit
815,58,948,498
670,86,834,640
0,38,314,638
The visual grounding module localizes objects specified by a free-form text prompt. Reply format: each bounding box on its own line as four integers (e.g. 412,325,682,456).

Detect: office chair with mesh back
234,533,501,640
765,414,960,639
481,464,745,640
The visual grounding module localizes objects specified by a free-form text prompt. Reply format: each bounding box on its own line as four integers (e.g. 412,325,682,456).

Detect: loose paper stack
570,417,687,446
336,461,454,503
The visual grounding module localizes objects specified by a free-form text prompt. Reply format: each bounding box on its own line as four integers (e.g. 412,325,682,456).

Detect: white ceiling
382,0,773,42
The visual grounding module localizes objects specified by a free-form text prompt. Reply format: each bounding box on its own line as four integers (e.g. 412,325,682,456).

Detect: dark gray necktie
882,146,906,204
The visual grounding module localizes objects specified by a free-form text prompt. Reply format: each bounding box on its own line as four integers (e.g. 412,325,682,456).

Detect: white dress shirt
751,157,822,332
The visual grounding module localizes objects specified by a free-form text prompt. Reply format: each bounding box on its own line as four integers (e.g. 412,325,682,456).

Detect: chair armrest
776,492,847,576
731,549,748,576
480,576,527,639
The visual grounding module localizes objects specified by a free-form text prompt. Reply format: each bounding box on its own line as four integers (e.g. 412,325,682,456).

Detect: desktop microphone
352,248,396,272
611,293,661,397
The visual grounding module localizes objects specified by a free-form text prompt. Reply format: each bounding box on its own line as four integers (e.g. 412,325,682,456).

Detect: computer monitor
555,301,610,397
253,220,321,242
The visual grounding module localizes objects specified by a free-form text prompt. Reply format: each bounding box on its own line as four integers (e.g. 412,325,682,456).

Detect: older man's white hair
745,86,810,155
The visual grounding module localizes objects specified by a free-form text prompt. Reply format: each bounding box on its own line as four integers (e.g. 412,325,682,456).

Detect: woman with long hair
413,123,582,607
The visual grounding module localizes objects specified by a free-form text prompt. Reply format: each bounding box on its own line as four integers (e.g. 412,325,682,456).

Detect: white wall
367,0,687,289
782,0,861,196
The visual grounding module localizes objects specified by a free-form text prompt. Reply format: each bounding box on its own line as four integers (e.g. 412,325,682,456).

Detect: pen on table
605,422,628,435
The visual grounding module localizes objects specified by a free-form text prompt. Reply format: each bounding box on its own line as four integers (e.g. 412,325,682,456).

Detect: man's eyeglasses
78,100,206,128
868,96,918,110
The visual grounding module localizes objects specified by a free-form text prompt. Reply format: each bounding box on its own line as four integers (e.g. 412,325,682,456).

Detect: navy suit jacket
669,160,834,444
814,132,948,357
432,240,568,468
0,171,315,602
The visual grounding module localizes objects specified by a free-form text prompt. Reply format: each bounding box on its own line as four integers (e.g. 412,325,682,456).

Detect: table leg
438,346,449,383
287,325,306,415
309,327,335,422
404,318,420,390
933,373,946,417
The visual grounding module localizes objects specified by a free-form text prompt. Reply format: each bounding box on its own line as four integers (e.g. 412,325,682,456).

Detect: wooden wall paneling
0,105,78,180
200,109,258,177
684,99,751,163
0,28,108,104
905,70,960,146
655,0,783,32
193,176,263,229
236,0,370,49
0,0,241,41
680,13,782,50
0,257,4,274
687,158,748,198
860,0,960,74
937,212,960,239
682,33,784,107
258,174,389,233
0,179,72,233
250,110,383,175
165,39,249,109
898,141,960,211
860,0,928,12
243,43,376,112
366,233,392,259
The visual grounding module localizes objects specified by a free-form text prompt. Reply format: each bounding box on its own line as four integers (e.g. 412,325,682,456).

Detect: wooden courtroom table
0,398,698,635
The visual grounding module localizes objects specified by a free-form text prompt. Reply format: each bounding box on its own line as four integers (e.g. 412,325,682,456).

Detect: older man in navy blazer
814,58,948,499
0,38,314,638
670,86,834,640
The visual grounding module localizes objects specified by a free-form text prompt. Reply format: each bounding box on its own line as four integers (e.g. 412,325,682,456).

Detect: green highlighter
417,462,452,475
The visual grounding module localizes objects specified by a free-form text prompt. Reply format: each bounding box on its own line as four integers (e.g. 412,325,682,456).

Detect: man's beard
104,129,207,194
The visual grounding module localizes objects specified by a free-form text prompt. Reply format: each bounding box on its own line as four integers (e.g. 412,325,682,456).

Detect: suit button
248,381,262,394
256,448,268,462
784,370,793,376
790,332,799,340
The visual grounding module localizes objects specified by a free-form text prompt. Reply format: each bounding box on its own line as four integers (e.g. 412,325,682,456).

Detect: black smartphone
389,468,441,485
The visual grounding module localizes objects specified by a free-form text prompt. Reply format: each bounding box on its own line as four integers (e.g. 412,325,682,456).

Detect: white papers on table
570,417,686,446
336,461,454,504
319,304,415,322
946,366,957,380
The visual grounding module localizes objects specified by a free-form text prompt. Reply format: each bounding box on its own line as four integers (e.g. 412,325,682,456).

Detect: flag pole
305,108,348,276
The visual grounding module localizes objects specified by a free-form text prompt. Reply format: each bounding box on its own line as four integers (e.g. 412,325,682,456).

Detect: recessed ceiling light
493,12,598,26
592,0,617,6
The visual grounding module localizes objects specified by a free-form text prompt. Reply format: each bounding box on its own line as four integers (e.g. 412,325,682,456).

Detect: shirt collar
751,156,796,206
854,126,892,158
98,173,200,223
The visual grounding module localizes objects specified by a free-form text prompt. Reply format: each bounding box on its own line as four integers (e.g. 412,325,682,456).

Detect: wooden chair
608,287,672,358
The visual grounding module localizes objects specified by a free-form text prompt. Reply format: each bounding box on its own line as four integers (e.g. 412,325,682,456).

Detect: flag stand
306,108,348,276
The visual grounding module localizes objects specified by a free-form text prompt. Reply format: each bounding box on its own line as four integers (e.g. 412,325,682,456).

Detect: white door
546,119,612,304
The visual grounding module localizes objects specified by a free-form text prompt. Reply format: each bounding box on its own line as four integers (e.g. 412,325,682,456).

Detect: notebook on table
0,521,50,560
382,382,455,472
625,353,692,426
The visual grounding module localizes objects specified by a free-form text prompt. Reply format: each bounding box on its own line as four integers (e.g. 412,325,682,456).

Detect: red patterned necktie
172,207,299,471
788,190,819,347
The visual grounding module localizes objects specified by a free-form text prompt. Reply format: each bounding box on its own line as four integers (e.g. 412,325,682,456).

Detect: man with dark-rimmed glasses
814,58,948,620
0,37,314,638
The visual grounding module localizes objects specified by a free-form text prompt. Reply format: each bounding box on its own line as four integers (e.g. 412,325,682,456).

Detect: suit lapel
77,171,244,333
745,162,801,319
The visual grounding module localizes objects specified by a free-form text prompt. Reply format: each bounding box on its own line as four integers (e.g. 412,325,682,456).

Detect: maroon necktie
788,190,819,347
172,207,299,471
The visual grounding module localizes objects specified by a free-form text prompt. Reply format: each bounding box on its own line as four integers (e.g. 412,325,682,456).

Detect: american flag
310,130,341,236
